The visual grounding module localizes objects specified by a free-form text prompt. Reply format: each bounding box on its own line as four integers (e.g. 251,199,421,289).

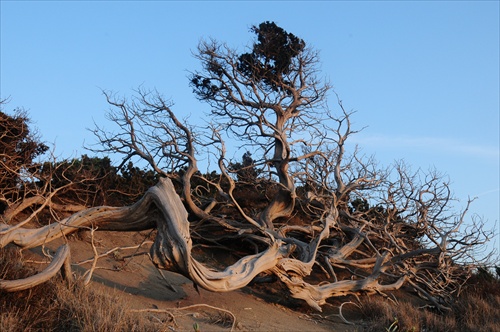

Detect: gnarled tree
0,23,494,312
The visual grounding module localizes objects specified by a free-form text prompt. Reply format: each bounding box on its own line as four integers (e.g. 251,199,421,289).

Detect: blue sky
1,1,499,257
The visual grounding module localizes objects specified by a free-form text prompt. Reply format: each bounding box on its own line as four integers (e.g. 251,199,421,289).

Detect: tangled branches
0,23,495,312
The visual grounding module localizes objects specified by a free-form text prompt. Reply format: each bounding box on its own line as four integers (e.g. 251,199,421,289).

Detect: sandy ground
26,229,362,331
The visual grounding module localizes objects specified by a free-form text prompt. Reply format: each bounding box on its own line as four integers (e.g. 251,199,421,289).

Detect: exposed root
130,303,237,331
75,242,153,265
0,244,73,292
338,301,360,325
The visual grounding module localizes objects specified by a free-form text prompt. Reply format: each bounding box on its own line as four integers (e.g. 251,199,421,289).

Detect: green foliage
350,198,370,213
475,266,498,282
0,109,48,168
0,104,162,224
230,151,259,183
237,21,305,91
0,108,48,213
38,155,160,207
190,21,306,98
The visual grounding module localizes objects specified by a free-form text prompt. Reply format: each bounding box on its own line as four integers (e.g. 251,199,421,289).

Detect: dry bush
359,296,458,332
360,297,422,332
54,283,156,332
0,247,60,331
0,247,162,332
451,270,500,332
0,311,19,332
359,271,499,332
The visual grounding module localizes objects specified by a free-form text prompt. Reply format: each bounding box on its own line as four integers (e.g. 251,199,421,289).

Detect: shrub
0,247,160,331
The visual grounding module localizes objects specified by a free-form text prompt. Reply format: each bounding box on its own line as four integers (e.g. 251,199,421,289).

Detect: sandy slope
30,230,360,331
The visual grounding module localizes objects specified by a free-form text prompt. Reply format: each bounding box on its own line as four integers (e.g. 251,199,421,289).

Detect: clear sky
1,1,499,258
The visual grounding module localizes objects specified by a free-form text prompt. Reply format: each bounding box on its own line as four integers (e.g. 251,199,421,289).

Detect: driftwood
0,178,410,311
0,179,291,292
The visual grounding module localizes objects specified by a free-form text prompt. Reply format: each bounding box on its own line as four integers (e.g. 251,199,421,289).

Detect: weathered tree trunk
1,178,291,294
143,178,292,291
0,244,73,291
259,127,296,228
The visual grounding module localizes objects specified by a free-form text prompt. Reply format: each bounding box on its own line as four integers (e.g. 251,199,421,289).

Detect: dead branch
0,244,72,292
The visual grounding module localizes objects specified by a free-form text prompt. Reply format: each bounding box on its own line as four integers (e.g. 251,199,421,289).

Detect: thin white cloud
474,188,500,198
349,134,500,160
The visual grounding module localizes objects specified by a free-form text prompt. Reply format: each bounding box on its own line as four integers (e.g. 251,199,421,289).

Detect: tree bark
0,244,73,292
1,178,292,293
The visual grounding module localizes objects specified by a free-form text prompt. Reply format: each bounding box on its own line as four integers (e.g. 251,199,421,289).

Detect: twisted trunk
1,178,291,293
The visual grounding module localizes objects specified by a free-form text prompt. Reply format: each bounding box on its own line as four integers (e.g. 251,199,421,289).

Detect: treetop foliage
237,21,306,91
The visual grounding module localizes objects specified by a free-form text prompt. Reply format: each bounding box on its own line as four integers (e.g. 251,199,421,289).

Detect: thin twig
75,241,153,265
